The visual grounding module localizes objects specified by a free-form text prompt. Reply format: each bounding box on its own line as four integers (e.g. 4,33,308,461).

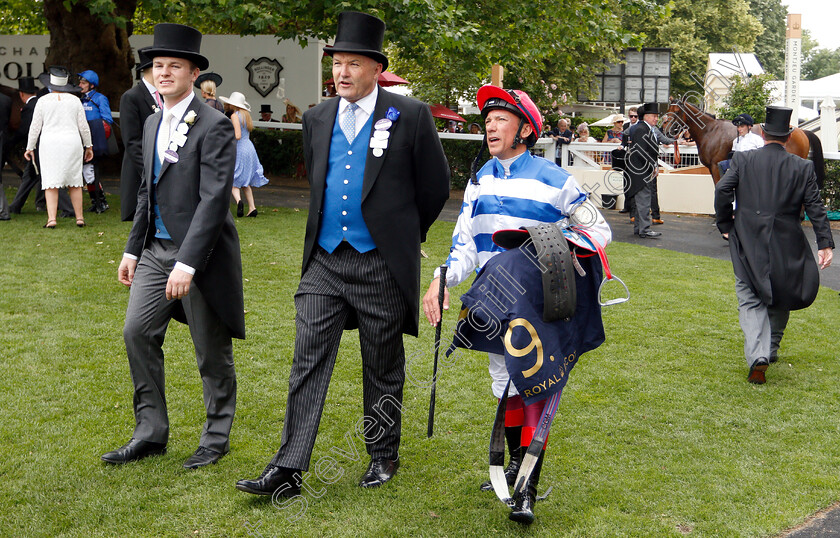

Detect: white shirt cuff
123,253,138,261
174,262,195,275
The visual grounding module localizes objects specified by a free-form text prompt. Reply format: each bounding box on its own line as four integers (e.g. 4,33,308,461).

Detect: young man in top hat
236,11,450,497
118,47,159,221
715,105,833,384
101,23,245,470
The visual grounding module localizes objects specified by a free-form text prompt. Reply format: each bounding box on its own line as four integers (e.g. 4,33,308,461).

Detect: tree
747,0,786,78
803,47,840,80
0,1,47,34
716,73,774,122
623,0,763,98
42,0,136,103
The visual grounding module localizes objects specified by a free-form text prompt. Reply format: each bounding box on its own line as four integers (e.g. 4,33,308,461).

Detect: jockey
422,85,611,524
718,113,763,176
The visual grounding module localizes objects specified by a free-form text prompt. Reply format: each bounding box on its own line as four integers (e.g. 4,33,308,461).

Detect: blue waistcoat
317,111,376,253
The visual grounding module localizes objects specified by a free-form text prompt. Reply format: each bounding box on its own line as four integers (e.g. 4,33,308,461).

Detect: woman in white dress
25,67,93,228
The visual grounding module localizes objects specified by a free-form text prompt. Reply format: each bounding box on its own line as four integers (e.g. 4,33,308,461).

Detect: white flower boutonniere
164,111,199,163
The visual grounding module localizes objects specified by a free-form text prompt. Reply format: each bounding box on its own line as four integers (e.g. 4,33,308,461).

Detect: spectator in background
602,114,625,143
549,118,573,165
196,72,224,113
118,47,158,221
620,107,640,215
78,69,112,213
259,104,279,122
25,66,93,228
8,77,42,215
468,122,481,134
219,92,269,218
282,99,302,122
0,87,11,219
573,122,596,143
717,113,763,176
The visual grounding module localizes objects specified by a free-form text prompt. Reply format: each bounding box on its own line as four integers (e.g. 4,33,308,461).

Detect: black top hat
145,23,209,71
37,66,79,93
260,104,273,114
732,113,755,126
194,72,223,89
18,76,37,94
761,106,794,136
638,102,663,117
323,11,388,71
136,47,153,73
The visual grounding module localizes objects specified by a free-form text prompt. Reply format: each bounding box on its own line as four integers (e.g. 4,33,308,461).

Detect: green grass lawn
2,189,840,537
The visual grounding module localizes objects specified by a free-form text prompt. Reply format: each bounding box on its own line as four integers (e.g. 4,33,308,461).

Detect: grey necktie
341,102,358,143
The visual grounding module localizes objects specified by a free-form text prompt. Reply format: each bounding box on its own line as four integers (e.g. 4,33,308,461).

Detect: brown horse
661,97,825,188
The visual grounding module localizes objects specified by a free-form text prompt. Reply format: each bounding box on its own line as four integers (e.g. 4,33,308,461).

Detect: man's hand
166,268,193,300
118,257,138,287
422,277,449,326
818,247,833,270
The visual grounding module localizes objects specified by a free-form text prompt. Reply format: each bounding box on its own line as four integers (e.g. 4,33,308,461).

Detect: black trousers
272,244,409,471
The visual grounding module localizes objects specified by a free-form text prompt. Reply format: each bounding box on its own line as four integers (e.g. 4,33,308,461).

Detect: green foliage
441,138,483,190
717,73,774,123
820,160,840,212
747,0,786,78
624,0,763,98
0,0,48,33
802,47,840,81
250,128,305,178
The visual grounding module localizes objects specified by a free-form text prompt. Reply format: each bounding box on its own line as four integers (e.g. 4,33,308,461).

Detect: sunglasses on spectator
629,114,638,118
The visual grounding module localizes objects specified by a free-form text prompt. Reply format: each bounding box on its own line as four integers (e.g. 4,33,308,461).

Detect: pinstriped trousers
272,244,409,471
735,276,790,367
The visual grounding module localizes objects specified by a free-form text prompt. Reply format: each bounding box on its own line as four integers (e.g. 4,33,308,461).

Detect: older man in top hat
236,11,450,497
715,105,834,384
101,23,244,469
624,102,665,238
118,47,159,221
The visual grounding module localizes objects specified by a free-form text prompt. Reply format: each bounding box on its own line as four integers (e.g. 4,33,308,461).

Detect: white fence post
820,97,838,153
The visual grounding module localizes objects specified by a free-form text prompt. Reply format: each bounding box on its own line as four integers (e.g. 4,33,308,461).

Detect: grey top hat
761,106,795,136
144,23,209,71
323,11,388,71
37,66,79,93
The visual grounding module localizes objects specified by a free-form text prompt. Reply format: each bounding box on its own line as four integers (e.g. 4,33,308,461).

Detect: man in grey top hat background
715,105,833,385
237,10,450,497
101,23,244,470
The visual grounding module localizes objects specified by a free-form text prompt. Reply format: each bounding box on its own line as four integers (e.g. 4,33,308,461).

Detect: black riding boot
94,183,109,213
87,184,98,213
480,426,522,491
509,449,545,524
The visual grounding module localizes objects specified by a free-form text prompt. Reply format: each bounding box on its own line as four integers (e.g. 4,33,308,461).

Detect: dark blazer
9,95,36,147
625,121,659,198
301,89,450,336
715,143,834,310
119,82,159,220
0,92,11,157
125,98,245,339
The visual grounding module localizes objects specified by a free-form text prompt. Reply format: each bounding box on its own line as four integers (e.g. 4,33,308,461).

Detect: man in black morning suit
101,23,244,470
625,102,663,239
237,11,450,497
715,105,833,385
118,47,160,221
7,77,41,215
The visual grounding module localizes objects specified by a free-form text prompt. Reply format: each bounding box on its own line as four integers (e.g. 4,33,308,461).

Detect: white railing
560,142,703,170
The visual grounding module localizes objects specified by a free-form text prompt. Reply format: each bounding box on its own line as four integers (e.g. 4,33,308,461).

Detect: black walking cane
427,265,447,438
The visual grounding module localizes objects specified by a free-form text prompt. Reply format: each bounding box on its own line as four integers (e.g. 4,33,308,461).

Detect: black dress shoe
236,464,301,497
638,231,662,238
748,357,769,384
236,200,244,217
359,457,400,488
183,446,228,469
101,438,167,464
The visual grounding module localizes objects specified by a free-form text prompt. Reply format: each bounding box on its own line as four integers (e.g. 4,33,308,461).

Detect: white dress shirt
336,85,378,139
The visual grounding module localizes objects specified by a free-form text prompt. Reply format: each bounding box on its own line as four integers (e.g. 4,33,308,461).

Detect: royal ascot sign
246,57,283,98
